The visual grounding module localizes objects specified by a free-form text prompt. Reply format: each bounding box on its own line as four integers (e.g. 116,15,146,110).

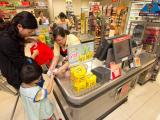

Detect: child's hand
47,68,58,76
52,68,59,75
50,74,55,80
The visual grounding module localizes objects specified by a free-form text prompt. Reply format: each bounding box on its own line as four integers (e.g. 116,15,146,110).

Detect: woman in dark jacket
0,11,38,89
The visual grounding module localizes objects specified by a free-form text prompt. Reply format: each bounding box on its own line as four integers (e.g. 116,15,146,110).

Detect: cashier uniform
54,34,80,62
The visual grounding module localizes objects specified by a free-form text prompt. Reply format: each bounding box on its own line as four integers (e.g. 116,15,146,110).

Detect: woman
37,11,49,25
56,12,71,30
88,12,97,35
49,27,80,74
0,11,38,89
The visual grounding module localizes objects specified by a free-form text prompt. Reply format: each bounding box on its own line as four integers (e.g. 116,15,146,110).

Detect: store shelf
125,1,152,34
16,6,34,9
0,6,15,10
131,8,142,10
130,12,140,14
131,2,149,5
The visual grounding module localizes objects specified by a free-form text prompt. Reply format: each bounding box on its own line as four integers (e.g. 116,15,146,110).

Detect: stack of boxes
70,65,96,93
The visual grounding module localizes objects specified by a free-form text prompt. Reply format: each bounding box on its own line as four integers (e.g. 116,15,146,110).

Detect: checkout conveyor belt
53,53,156,120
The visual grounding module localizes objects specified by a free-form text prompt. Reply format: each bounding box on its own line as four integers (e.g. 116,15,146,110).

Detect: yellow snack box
70,65,87,80
73,80,86,92
80,80,86,90
86,72,97,88
73,83,81,93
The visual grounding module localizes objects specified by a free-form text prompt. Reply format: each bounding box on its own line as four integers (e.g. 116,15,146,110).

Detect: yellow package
38,34,46,43
70,65,87,80
74,65,86,77
73,80,86,92
86,79,92,88
73,83,81,93
86,72,97,88
80,80,86,90
91,75,96,86
72,75,86,85
73,76,86,84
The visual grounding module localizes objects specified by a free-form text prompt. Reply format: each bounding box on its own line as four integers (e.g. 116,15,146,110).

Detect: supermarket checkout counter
53,52,156,120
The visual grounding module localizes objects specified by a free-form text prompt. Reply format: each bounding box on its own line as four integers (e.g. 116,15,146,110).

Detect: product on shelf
126,1,151,34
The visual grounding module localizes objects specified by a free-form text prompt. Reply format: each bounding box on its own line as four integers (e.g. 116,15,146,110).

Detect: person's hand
47,68,53,76
52,68,59,75
47,68,59,76
50,74,55,80
54,68,66,78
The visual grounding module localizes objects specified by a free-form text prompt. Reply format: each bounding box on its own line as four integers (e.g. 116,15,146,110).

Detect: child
30,40,54,67
20,59,55,120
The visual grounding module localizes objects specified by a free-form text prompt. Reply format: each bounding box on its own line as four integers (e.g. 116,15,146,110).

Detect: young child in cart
30,39,54,66
20,59,56,120
27,36,54,75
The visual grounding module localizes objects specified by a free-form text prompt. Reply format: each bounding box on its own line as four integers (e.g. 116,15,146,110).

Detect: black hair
20,59,42,84
0,21,10,31
89,12,94,16
52,26,70,40
0,17,4,24
0,17,5,31
59,12,67,19
133,25,144,38
50,23,57,33
38,11,43,15
11,11,38,29
0,11,38,51
0,11,37,32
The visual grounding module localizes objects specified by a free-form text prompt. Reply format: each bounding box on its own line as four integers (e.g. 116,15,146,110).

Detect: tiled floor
104,73,160,120
104,82,160,120
0,86,65,120
1,77,160,120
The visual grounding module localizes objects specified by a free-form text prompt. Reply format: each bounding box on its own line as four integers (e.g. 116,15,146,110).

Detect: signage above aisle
89,2,101,13
139,1,160,16
112,0,117,2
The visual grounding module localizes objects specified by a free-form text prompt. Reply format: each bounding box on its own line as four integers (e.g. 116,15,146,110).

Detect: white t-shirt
54,34,80,57
20,86,54,120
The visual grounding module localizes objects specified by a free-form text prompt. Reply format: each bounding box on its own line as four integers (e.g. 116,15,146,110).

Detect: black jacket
0,30,27,89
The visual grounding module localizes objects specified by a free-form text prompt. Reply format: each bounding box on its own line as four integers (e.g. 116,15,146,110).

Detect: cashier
37,11,49,25
56,12,71,30
49,26,80,74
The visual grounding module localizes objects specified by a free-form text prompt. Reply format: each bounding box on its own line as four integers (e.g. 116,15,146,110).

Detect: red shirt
30,42,54,66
